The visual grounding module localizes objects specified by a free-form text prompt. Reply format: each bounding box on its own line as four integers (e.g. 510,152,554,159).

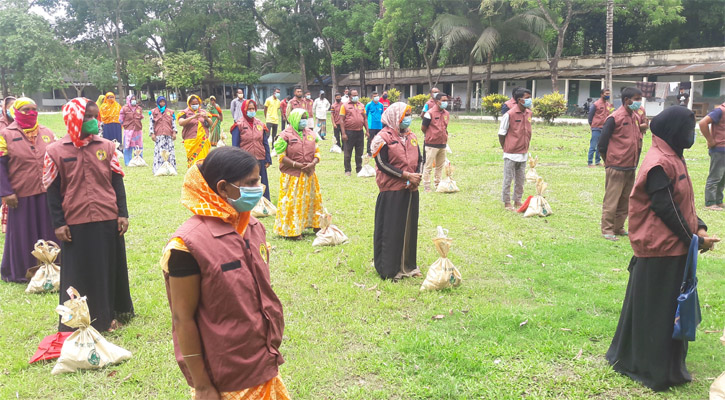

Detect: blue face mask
299,119,307,129
629,101,641,111
275,93,280,99
400,116,412,130
440,101,448,109
352,96,359,103
191,104,199,110
158,104,166,113
523,98,533,108
247,111,256,118
227,184,264,213
373,96,380,102
604,95,610,100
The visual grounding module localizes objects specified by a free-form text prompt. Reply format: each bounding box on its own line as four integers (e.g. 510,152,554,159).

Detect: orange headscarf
180,163,250,234
99,92,121,124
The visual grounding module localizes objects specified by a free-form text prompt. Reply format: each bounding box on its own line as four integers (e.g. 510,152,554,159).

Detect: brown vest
45,136,119,226
503,107,533,154
424,105,449,145
604,106,642,168
629,136,698,257
286,98,306,116
375,128,420,192
343,102,365,130
304,98,314,115
278,126,316,177
711,103,725,147
166,216,284,392
180,109,208,140
151,108,175,137
591,98,614,128
331,102,343,125
120,105,143,131
237,118,266,160
1,122,55,197
503,98,517,112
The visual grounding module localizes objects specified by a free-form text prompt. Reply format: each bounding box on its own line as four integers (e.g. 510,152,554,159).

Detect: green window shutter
589,81,602,98
703,75,721,98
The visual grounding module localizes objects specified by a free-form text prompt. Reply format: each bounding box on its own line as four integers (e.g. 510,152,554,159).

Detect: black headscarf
649,105,696,157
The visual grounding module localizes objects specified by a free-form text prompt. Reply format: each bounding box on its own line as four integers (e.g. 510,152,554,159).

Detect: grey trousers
705,149,725,206
502,158,526,203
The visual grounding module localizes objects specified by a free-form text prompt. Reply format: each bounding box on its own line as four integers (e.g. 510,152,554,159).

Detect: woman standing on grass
161,147,289,400
370,102,423,280
206,96,223,147
120,94,144,165
606,106,719,391
99,92,122,144
273,109,322,239
150,96,177,174
0,96,15,130
178,95,211,168
0,98,57,282
44,97,134,332
232,99,272,200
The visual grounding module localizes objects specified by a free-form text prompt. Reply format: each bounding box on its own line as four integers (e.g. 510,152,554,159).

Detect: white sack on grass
357,155,376,178
420,227,462,291
330,144,342,154
52,287,131,375
712,372,725,400
127,148,147,167
526,154,539,183
25,240,61,294
524,177,553,218
312,210,348,246
217,132,227,147
252,192,277,218
435,159,459,193
154,150,177,176
111,140,124,165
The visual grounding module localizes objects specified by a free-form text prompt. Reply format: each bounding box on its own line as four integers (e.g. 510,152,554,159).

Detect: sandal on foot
705,205,724,211
603,234,619,241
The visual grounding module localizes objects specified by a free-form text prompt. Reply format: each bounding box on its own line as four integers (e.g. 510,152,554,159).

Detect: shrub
387,88,400,103
481,93,510,120
359,96,371,106
408,94,430,114
533,92,566,124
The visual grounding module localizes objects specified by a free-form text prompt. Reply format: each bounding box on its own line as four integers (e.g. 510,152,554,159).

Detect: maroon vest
711,103,725,147
45,136,119,225
1,122,55,197
591,98,614,128
503,107,533,154
604,106,642,168
120,105,143,131
343,102,365,130
180,109,208,141
304,99,314,116
424,105,449,145
331,102,343,125
278,126,316,177
287,98,306,116
629,136,698,257
237,118,266,160
0,115,11,131
503,98,517,112
151,108,175,137
375,128,420,192
166,216,284,392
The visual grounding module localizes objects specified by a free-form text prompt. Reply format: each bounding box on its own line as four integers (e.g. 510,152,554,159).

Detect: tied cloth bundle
435,159,460,193
420,226,462,291
711,326,725,399
252,185,277,218
128,147,147,167
357,155,376,177
154,150,177,176
52,287,131,375
330,143,343,154
217,132,227,147
111,140,124,164
526,154,539,183
25,240,61,293
312,209,348,246
520,177,553,217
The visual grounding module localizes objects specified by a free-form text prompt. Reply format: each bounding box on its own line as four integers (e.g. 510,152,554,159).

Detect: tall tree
605,0,613,91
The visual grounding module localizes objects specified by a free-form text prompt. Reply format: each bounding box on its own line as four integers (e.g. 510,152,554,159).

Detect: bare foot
504,203,514,211
108,319,123,332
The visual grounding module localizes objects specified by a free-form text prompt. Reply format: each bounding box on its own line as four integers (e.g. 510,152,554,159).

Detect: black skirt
606,255,690,391
373,189,419,280
58,220,134,332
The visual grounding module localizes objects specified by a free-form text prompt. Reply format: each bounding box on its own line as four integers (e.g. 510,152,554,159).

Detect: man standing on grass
280,94,291,130
230,88,244,122
500,87,521,115
286,87,306,117
598,87,644,241
421,93,450,192
587,88,614,167
331,92,344,148
312,91,330,140
365,91,384,156
421,87,440,117
699,101,725,211
304,90,314,131
380,91,391,111
341,88,350,104
340,89,368,176
499,88,533,211
264,88,281,142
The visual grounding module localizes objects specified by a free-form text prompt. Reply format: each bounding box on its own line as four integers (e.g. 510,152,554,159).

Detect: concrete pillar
531,80,537,98
502,80,507,97
688,75,694,110
642,77,647,108
475,82,480,109
410,85,414,98
564,79,569,102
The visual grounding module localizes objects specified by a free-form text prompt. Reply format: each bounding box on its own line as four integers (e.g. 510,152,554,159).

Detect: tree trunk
0,67,7,97
113,11,125,98
299,42,308,93
484,51,493,96
465,53,473,112
359,59,367,96
549,29,565,92
605,0,614,91
331,62,338,98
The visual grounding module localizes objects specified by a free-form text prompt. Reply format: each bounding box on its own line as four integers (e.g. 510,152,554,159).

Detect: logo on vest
410,138,418,147
306,135,314,141
259,243,269,263
257,124,264,131
637,110,644,115
42,135,50,143
96,149,107,161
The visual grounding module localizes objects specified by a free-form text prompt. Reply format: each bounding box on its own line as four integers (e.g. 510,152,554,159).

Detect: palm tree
605,0,614,91
434,2,546,111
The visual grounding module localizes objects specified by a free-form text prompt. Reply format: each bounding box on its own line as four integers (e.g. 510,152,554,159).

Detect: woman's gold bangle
182,353,202,358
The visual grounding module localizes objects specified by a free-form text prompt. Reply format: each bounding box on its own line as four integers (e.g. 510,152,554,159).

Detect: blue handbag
672,234,702,342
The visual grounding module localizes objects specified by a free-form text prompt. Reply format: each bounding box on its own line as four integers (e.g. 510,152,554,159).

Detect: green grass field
0,111,723,399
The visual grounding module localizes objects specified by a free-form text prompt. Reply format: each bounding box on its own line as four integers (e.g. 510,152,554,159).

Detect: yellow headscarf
96,95,105,108
11,97,39,133
99,92,121,124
